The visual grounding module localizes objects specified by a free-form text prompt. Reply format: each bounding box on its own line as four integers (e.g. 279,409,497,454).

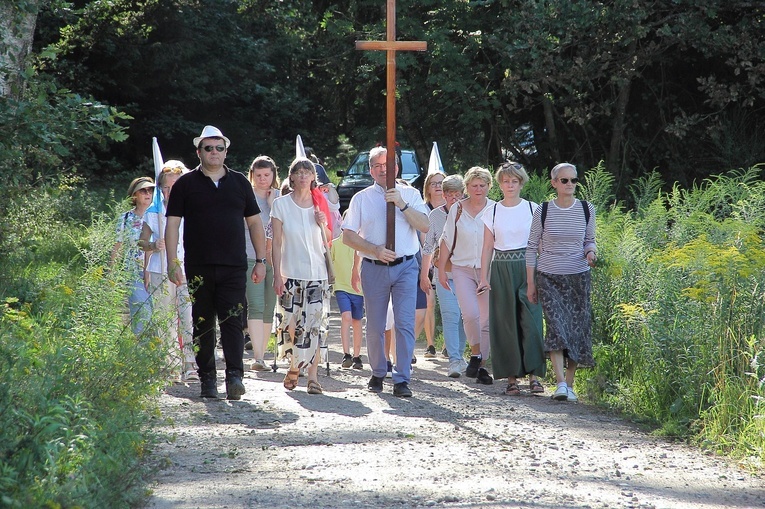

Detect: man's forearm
402,207,430,233
342,230,378,258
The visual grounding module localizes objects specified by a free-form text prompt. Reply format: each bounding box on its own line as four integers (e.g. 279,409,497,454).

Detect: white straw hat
193,125,231,149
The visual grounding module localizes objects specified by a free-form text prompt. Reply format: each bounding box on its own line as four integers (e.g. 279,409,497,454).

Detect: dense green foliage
578,165,765,464
0,184,171,508
7,0,761,196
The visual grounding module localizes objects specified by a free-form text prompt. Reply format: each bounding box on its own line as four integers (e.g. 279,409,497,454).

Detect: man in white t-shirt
342,147,430,397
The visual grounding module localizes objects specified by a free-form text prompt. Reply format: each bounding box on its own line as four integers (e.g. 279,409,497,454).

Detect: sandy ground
144,312,765,509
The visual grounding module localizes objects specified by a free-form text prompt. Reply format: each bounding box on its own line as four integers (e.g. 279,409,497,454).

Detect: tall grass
0,180,169,508
581,165,765,466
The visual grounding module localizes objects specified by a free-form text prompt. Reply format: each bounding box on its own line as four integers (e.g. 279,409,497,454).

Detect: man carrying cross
342,147,429,397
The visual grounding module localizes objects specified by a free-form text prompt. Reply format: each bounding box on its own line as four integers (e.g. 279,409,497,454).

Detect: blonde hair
495,161,529,186
463,166,492,193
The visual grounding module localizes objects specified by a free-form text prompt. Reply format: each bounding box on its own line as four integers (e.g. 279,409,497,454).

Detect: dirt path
145,314,764,509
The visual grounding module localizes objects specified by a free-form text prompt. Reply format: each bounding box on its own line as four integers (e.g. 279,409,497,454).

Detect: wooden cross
356,0,426,251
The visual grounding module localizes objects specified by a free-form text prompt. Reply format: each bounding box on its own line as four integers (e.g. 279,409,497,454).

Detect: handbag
442,203,462,273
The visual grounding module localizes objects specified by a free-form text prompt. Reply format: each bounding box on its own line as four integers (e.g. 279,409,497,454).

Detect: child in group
332,222,365,370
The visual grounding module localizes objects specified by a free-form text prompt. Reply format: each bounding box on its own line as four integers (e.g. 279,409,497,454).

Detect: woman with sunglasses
479,162,546,396
245,156,281,372
140,161,198,382
526,163,597,403
111,176,156,336
271,157,331,395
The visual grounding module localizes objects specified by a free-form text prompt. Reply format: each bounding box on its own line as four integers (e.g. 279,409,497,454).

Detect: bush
0,182,170,508
584,166,765,466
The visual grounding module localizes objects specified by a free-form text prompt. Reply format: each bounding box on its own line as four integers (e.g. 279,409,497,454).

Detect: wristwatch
255,258,267,264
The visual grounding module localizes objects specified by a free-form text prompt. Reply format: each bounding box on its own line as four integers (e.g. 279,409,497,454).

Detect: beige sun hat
193,125,231,149
127,176,155,196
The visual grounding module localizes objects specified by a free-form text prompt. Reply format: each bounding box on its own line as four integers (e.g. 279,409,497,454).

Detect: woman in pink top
437,166,495,385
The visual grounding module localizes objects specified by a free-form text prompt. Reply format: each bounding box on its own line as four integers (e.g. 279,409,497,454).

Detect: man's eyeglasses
557,178,579,184
202,145,226,153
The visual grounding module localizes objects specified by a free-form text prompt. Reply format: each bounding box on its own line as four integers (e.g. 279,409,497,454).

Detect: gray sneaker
341,353,353,368
567,387,578,402
447,360,462,378
251,359,269,371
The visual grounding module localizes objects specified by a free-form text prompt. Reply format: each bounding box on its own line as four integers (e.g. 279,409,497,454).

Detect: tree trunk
606,40,638,190
399,93,429,172
540,83,560,163
0,1,40,99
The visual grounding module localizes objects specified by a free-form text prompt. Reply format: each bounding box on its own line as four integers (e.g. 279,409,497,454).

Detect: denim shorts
335,290,364,320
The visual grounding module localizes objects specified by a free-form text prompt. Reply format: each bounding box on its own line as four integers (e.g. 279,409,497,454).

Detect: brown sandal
283,368,299,390
529,379,545,393
505,382,521,396
307,380,323,395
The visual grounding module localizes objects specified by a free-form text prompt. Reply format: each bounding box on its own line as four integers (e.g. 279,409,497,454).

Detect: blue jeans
361,257,417,384
435,271,466,364
128,273,152,336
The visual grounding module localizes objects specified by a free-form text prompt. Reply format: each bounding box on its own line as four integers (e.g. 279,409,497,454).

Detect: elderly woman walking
422,174,468,377
271,157,331,394
479,162,546,396
526,162,597,402
437,167,495,385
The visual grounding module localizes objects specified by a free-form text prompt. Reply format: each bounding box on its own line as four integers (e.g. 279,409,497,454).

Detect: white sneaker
447,360,462,378
567,388,578,402
552,384,568,401
183,370,199,382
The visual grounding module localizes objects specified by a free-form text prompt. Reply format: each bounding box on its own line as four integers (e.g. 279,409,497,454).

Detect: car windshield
347,153,370,176
346,151,420,179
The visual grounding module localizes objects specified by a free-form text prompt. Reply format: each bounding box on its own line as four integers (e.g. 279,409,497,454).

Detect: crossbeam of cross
356,0,426,250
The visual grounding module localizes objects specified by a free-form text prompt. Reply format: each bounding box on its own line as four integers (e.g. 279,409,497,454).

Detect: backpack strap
540,201,549,229
492,202,498,235
541,200,590,230
581,200,590,225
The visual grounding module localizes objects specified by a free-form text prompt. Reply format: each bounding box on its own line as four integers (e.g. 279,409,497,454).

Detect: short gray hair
441,174,465,194
551,162,576,179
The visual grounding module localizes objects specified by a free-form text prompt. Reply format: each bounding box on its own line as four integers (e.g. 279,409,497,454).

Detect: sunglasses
557,178,579,184
202,145,226,153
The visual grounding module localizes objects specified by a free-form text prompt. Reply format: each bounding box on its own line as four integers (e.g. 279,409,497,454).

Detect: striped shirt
526,199,596,275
